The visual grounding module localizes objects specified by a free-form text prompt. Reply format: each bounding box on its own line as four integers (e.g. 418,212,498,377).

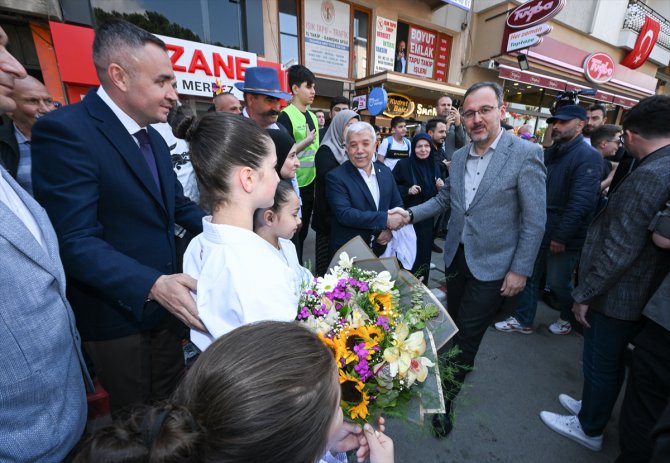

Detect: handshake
386,207,411,230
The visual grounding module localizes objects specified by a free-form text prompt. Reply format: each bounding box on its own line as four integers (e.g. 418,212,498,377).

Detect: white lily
383,323,427,378
338,252,356,269
370,270,394,293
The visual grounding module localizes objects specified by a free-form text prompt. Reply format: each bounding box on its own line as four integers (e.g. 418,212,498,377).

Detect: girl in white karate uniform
254,180,313,300
179,113,299,351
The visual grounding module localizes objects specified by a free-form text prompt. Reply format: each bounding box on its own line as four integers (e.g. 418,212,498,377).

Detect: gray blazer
411,130,547,281
0,168,90,462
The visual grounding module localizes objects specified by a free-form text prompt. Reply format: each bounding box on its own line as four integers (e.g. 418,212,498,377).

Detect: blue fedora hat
234,67,292,100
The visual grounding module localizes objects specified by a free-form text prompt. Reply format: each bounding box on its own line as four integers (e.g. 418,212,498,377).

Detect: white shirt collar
97,86,143,136
356,163,376,178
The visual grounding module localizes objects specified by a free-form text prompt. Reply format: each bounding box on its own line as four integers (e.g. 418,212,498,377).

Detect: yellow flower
368,292,393,311
339,370,370,420
320,333,348,365
383,323,427,379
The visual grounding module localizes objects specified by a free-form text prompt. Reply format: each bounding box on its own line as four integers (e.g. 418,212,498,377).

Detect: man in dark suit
32,19,205,417
540,95,670,452
326,121,405,258
0,26,90,461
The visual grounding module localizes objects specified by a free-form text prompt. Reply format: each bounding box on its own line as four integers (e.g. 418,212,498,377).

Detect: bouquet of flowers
297,249,449,423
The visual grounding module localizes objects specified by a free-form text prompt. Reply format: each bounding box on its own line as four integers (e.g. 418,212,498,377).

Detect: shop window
91,0,253,51
352,10,369,79
279,0,300,66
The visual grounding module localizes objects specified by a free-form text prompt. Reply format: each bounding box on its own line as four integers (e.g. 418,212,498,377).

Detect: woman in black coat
393,133,444,282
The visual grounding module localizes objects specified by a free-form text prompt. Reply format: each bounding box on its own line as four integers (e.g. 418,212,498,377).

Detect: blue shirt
14,126,32,195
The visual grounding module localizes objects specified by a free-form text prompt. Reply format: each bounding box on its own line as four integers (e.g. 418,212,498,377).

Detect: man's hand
500,271,527,297
408,185,421,195
435,178,445,190
572,302,590,328
387,208,409,229
305,129,316,145
443,159,452,171
550,240,566,254
451,107,461,126
376,229,392,245
148,274,207,332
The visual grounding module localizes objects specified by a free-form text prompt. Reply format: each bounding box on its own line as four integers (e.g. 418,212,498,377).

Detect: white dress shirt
356,163,380,209
0,171,45,249
97,86,143,142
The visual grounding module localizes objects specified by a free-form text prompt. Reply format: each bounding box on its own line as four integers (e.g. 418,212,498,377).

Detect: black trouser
616,320,670,463
297,182,315,264
441,245,505,403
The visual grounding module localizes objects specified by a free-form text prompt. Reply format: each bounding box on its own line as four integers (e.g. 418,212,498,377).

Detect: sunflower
339,370,370,420
343,326,384,361
368,291,392,312
319,333,348,365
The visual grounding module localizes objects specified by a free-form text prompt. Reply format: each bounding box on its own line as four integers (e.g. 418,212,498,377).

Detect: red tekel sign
501,0,565,55
620,15,660,69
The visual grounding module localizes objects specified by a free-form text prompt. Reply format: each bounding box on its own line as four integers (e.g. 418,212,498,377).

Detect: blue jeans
578,310,638,436
514,248,580,327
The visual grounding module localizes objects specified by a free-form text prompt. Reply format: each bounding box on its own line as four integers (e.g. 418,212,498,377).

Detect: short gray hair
345,121,376,144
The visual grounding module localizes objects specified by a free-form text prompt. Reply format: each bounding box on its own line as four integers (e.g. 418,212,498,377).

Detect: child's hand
408,185,421,195
363,423,394,463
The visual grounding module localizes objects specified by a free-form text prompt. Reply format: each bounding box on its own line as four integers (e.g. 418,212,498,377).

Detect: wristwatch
407,209,414,224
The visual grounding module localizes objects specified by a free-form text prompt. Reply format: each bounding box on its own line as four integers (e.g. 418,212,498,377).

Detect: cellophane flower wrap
297,252,439,423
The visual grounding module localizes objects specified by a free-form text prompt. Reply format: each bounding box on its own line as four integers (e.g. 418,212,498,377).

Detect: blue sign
367,87,388,116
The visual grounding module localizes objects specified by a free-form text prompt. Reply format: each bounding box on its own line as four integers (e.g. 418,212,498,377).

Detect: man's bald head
213,92,242,114
8,75,55,138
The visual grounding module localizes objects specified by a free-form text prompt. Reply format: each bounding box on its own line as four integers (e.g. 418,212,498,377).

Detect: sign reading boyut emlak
501,0,565,56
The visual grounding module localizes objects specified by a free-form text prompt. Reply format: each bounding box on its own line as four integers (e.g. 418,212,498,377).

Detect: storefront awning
498,64,639,108
354,71,466,101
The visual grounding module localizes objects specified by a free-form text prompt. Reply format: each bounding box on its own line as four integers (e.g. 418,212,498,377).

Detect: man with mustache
237,66,292,130
495,105,602,336
396,82,546,437
0,75,56,195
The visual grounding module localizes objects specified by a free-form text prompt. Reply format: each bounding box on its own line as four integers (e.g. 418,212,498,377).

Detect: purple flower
376,316,390,330
297,307,310,320
353,342,368,359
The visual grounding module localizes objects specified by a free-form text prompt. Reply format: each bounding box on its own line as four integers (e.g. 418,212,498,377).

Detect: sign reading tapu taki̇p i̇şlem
373,16,398,73
304,0,351,78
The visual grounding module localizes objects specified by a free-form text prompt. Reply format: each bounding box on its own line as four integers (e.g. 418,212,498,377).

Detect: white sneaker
494,316,533,334
549,318,572,335
559,394,582,415
539,411,603,451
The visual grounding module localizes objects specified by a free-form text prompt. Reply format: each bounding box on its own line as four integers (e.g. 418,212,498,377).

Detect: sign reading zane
304,0,351,78
407,26,437,78
158,34,257,99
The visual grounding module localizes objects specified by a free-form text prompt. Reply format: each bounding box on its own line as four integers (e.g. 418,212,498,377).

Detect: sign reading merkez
507,0,566,28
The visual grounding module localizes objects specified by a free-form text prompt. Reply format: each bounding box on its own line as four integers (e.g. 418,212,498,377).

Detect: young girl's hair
252,179,297,231
174,112,273,211
72,322,339,463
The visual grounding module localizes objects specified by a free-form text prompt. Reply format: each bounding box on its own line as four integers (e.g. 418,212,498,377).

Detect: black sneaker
431,242,443,253
431,413,453,438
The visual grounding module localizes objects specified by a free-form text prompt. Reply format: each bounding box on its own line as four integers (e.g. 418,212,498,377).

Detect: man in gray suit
397,82,546,437
0,26,90,461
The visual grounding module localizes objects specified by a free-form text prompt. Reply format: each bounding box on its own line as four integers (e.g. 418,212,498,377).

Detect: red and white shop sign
156,35,257,99
620,15,660,70
506,0,566,28
434,35,450,82
407,26,437,78
583,52,615,84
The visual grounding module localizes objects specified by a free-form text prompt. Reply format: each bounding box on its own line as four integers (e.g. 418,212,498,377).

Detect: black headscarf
267,129,296,178
409,133,439,199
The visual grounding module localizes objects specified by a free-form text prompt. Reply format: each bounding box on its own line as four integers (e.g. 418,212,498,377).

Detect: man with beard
436,95,466,161
495,105,602,336
583,103,606,144
236,67,292,130
396,82,546,437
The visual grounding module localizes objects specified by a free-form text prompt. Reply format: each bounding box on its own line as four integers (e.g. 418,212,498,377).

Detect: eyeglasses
461,105,498,121
619,135,625,145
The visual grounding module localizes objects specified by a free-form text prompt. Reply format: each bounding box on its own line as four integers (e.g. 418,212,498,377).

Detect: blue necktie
134,129,161,191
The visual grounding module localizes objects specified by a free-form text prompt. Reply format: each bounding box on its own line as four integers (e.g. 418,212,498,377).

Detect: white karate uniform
270,238,313,300
183,218,298,351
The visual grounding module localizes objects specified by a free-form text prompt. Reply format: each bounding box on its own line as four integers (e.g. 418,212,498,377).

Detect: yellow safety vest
282,104,319,187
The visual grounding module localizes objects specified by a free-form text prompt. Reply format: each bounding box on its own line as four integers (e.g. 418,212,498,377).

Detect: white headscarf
321,109,360,165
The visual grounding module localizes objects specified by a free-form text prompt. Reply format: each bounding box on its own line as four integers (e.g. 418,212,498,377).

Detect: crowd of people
1,16,669,463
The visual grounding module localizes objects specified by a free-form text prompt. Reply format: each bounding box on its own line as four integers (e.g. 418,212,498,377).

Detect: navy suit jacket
32,88,204,341
326,160,403,253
